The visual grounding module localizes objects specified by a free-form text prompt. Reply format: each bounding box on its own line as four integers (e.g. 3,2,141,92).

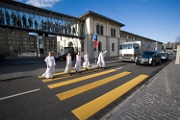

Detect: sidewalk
101,59,180,120
0,56,119,81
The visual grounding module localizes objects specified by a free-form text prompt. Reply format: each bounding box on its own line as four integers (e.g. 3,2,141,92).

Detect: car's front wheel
159,59,161,64
152,60,156,67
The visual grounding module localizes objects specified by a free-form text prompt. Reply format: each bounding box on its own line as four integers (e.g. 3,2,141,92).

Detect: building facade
0,10,163,58
120,30,163,51
57,11,125,59
0,29,57,57
57,11,163,59
0,29,29,56
29,35,57,56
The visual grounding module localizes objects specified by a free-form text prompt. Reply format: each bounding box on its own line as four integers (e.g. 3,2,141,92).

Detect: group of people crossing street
42,50,107,79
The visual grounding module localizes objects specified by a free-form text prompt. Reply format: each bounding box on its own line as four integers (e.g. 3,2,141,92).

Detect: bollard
175,45,180,64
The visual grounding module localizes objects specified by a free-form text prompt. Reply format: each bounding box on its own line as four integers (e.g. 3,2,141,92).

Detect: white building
57,11,163,59
57,11,125,59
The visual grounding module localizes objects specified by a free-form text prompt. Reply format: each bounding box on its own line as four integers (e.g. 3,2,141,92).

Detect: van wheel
152,60,155,67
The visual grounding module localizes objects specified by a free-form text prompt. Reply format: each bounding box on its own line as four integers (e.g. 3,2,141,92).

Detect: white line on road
0,88,41,101
116,67,123,70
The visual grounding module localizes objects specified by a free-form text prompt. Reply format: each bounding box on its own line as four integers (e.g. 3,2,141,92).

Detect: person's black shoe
86,68,88,71
69,73,72,76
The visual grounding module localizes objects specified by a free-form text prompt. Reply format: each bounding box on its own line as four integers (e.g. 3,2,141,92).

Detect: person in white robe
64,53,72,75
42,51,56,78
83,52,90,70
97,50,107,69
74,51,81,72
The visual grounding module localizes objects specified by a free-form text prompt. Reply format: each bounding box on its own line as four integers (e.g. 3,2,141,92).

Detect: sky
15,0,180,44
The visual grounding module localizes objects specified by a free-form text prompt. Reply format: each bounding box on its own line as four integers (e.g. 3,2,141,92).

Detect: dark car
135,50,161,67
159,52,169,61
55,53,76,61
0,52,5,60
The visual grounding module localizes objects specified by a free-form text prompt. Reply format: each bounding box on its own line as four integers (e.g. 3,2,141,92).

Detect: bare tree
175,36,180,49
176,36,180,43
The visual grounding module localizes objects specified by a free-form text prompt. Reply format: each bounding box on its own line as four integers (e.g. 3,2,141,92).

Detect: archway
68,42,73,47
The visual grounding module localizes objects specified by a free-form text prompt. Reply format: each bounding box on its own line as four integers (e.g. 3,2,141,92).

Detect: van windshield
120,44,133,50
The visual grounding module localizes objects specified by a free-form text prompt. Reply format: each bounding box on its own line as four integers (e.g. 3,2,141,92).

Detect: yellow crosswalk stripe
56,71,131,101
47,69,116,89
42,68,101,83
72,74,148,120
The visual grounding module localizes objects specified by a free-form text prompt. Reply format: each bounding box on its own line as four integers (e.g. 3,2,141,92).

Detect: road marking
72,74,148,120
56,71,131,101
0,88,41,101
47,69,116,89
42,76,69,83
42,68,101,83
116,67,123,70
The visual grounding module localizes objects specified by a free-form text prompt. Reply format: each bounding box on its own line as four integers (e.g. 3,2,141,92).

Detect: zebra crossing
38,67,148,120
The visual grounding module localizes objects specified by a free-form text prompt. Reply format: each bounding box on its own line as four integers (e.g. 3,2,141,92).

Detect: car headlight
149,58,152,63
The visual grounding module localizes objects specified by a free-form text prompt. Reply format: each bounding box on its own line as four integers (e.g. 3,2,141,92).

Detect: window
96,25,99,35
111,28,116,37
100,26,103,35
81,42,84,52
98,42,102,51
96,24,103,35
111,29,113,37
114,29,116,37
112,43,115,52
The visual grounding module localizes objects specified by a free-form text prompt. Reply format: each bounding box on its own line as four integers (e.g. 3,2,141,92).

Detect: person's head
85,52,88,55
48,51,52,56
77,51,80,55
68,52,71,56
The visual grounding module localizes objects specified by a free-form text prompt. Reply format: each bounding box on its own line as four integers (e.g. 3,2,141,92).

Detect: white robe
83,54,90,68
64,55,72,73
74,55,81,72
97,51,107,68
42,56,56,78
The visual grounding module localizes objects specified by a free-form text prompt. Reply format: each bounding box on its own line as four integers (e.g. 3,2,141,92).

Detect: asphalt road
0,56,174,120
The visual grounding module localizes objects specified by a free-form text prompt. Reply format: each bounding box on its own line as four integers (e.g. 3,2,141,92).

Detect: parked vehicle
0,52,5,60
135,50,161,67
119,41,151,62
159,52,169,61
55,47,76,61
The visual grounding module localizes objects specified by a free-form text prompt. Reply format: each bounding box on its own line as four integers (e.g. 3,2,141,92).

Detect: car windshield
120,44,133,50
142,52,155,56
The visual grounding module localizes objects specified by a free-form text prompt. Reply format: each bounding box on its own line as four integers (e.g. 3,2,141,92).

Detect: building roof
79,11,125,27
121,30,164,44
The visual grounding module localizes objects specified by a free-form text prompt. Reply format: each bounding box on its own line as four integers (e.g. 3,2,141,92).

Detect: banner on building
92,34,97,42
94,41,98,48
